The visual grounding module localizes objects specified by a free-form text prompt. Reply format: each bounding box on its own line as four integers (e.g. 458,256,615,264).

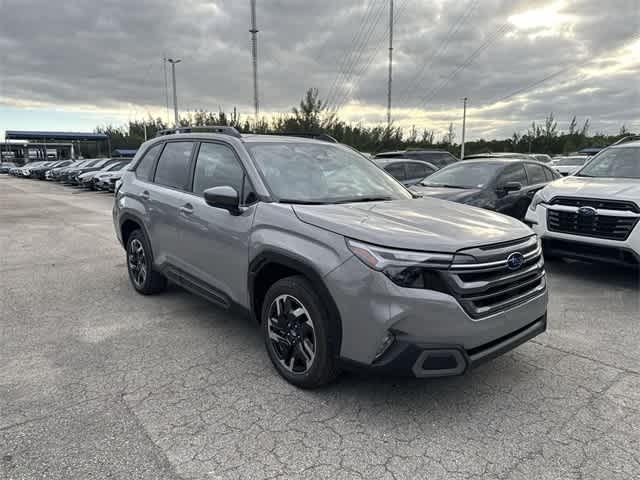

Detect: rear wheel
262,276,339,389
126,229,167,295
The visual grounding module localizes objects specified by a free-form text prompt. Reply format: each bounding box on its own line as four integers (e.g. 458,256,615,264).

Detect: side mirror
203,186,240,213
499,181,522,194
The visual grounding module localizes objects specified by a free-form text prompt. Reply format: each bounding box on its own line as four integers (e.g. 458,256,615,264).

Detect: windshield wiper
333,196,393,204
421,183,467,189
278,198,328,205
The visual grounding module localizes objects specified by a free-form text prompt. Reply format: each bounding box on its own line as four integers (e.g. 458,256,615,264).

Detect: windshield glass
577,147,640,178
247,142,411,203
555,157,587,166
421,162,503,188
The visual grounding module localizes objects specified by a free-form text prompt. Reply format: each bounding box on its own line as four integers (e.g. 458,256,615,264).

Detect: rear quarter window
135,143,163,181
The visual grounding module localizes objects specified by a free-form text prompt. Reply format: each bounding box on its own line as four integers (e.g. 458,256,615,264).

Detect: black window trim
186,140,259,207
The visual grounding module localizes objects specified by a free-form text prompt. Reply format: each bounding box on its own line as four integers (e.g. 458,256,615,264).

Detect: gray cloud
0,0,638,139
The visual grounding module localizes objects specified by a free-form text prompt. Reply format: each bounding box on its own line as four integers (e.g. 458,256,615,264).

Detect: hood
411,186,482,202
79,171,97,179
541,176,640,203
292,198,532,253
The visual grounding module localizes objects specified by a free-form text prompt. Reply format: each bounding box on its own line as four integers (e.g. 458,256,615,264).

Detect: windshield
421,162,503,189
576,147,640,178
247,142,411,203
555,157,587,166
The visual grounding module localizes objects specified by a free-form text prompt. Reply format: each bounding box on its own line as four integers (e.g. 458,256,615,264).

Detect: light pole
461,97,468,160
167,58,182,127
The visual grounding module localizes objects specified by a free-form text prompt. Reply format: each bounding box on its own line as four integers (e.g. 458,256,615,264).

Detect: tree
444,123,456,145
291,88,329,131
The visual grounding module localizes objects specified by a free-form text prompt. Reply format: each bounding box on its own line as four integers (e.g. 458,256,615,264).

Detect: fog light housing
373,332,395,362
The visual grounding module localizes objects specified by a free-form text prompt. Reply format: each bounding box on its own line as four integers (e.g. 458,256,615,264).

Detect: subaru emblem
506,252,525,271
577,206,597,216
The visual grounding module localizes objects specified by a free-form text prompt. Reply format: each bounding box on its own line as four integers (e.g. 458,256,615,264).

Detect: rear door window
406,162,430,180
385,163,406,181
153,142,195,189
135,143,163,181
497,164,528,186
524,163,546,185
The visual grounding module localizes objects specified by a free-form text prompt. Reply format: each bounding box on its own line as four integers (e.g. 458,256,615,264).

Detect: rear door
494,163,529,219
146,141,196,268
179,141,258,306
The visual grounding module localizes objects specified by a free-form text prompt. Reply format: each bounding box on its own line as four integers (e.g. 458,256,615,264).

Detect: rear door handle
179,203,194,214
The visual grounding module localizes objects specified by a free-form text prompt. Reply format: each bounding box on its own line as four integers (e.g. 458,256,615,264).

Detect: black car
375,149,458,170
373,158,438,186
411,158,562,220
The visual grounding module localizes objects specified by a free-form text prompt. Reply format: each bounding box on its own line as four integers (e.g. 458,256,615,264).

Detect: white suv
525,138,640,266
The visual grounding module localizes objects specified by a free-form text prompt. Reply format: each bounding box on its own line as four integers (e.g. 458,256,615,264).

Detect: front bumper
340,314,547,377
325,255,548,373
525,204,640,266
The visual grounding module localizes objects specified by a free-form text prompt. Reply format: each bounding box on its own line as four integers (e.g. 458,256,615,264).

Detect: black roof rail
257,132,338,143
611,135,640,146
156,126,242,138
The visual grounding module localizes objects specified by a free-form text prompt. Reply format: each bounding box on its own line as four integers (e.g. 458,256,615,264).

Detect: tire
126,229,167,295
261,275,340,389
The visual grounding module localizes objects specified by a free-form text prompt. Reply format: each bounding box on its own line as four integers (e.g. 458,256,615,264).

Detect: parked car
67,158,120,185
29,160,73,179
373,158,438,186
113,127,547,388
16,161,53,177
47,160,87,180
78,160,130,189
0,162,17,174
550,156,589,176
94,162,131,191
411,158,561,221
526,137,640,267
374,149,459,169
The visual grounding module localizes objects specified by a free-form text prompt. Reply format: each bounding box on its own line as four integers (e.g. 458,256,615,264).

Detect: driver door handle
179,203,194,215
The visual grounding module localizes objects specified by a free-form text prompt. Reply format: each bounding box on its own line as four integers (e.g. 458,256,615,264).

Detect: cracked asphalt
1,176,639,480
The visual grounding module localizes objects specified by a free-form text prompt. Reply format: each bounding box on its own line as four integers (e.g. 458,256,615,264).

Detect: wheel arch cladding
119,214,150,249
249,252,343,348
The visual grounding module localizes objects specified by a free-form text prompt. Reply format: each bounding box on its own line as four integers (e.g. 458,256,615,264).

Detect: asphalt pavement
1,176,639,479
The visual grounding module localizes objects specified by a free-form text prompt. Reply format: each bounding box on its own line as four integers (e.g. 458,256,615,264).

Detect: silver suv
113,127,548,388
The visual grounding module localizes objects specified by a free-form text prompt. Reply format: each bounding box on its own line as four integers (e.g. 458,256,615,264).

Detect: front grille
549,197,640,213
547,210,639,241
442,236,546,319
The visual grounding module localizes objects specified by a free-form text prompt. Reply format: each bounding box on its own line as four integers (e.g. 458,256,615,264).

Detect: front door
178,142,257,307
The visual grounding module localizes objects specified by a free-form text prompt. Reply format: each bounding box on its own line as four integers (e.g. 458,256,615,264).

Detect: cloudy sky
1,0,638,141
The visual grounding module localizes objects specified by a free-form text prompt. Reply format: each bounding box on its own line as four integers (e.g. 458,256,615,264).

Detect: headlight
529,191,548,211
346,239,452,290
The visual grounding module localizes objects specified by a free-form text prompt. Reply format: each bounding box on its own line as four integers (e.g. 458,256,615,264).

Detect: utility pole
167,58,181,127
249,0,259,121
163,55,170,125
386,0,394,131
461,97,468,159
143,121,148,142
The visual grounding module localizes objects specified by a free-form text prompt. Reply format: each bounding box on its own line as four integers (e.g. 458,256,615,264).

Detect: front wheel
126,229,167,295
261,276,340,389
